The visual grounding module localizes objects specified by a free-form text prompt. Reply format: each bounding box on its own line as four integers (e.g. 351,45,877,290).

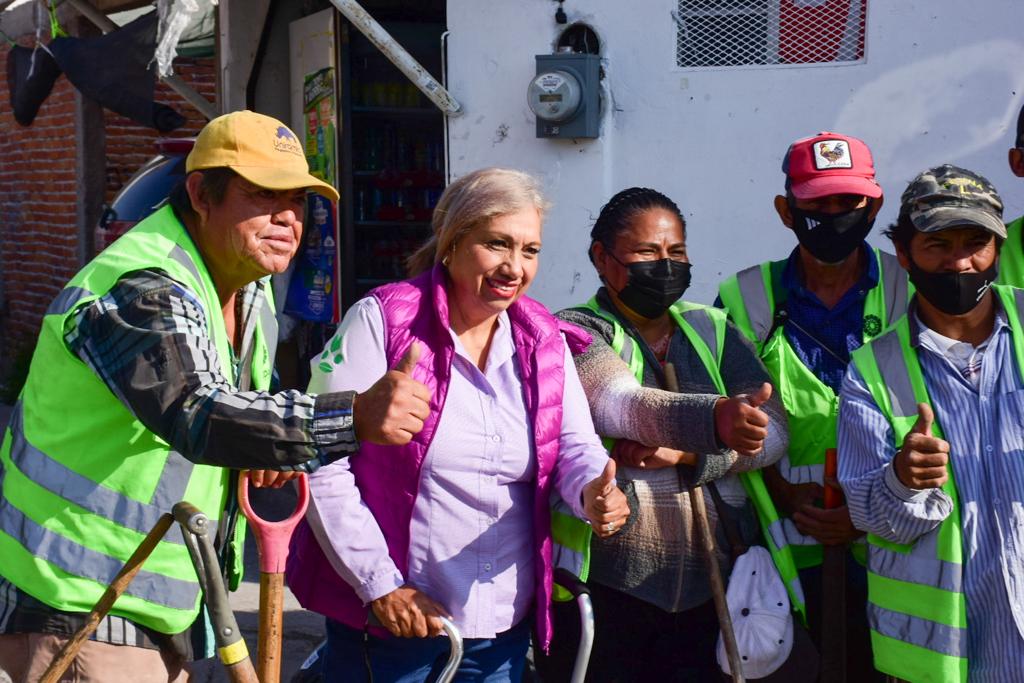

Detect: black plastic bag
48,12,184,132
5,44,62,126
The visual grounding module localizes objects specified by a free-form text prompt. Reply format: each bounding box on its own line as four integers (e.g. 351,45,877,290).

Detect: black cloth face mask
607,253,692,319
789,204,875,264
908,257,998,316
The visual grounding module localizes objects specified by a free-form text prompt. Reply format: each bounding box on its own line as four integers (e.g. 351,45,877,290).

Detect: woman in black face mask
590,188,694,348
534,188,793,682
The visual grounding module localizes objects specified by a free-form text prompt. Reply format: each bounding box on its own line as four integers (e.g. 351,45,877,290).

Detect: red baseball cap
782,132,882,200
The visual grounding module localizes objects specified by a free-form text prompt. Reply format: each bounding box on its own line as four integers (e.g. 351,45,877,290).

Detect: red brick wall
104,57,216,203
0,46,80,353
0,35,215,369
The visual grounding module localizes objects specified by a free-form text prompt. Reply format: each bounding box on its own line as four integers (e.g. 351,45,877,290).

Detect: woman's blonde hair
406,167,549,276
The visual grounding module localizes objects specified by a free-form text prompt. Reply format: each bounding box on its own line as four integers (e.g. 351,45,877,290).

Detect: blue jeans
322,617,530,683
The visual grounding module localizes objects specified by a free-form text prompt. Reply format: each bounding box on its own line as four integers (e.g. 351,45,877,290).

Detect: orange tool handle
824,448,843,509
237,471,310,573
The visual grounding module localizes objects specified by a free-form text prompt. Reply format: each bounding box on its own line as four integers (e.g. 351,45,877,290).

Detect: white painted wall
445,0,1024,309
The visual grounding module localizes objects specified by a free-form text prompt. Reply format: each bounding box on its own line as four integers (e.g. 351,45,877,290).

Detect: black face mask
789,204,875,264
908,258,998,316
608,254,692,319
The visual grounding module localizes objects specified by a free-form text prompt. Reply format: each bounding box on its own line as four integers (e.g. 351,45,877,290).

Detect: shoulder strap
706,480,747,561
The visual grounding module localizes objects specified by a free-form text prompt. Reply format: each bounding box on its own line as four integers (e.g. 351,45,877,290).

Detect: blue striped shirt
838,303,1024,681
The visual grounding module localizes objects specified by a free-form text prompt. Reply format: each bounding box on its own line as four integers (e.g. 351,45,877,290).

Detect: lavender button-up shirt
306,297,608,638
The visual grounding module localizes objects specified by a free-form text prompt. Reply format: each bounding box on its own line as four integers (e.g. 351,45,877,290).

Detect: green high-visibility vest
718,248,911,569
848,284,1024,681
558,296,806,619
0,205,275,635
997,216,1024,287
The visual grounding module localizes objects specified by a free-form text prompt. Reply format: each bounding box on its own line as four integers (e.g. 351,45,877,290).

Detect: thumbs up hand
353,342,431,446
582,459,631,538
894,402,950,490
713,382,773,456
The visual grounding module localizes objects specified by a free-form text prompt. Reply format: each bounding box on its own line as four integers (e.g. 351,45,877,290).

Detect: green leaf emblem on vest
863,314,882,338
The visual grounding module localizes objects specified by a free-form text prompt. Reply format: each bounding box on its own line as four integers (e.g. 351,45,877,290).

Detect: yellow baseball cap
186,110,339,202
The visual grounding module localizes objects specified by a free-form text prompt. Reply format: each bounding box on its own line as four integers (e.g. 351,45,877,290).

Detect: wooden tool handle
257,572,286,683
39,513,175,683
691,484,745,683
664,363,745,683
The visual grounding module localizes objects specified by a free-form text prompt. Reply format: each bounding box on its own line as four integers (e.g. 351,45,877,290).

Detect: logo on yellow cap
273,126,303,157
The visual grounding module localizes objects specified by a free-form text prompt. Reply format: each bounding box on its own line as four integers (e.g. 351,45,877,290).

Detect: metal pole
63,0,219,120
328,0,463,117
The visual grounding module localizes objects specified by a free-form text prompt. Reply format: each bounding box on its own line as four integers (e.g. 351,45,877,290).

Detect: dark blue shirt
779,244,878,394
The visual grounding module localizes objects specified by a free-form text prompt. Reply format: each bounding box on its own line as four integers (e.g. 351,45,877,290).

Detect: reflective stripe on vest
0,206,271,634
572,297,806,619
0,497,199,610
6,402,198,545
846,286,1024,680
550,493,591,602
718,248,909,567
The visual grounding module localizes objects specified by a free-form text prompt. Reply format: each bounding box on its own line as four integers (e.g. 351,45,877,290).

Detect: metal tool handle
39,513,175,683
173,502,259,683
364,611,463,682
554,568,594,683
436,617,464,683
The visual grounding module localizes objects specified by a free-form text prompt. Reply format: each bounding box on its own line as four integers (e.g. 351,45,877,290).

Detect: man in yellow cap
0,111,430,681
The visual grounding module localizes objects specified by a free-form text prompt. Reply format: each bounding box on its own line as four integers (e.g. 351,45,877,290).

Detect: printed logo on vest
863,314,882,338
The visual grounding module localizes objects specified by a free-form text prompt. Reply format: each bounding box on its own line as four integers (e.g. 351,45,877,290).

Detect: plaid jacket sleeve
63,269,358,471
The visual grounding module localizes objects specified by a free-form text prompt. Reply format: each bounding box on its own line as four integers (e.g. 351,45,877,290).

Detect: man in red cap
718,132,910,678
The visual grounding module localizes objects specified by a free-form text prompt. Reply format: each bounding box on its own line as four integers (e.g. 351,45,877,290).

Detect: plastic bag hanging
155,0,217,78
47,12,185,132
5,43,62,126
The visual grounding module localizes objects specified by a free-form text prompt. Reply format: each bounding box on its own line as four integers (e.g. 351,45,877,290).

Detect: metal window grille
675,0,866,68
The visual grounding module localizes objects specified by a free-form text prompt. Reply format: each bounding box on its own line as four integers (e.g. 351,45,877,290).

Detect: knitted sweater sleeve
555,307,725,456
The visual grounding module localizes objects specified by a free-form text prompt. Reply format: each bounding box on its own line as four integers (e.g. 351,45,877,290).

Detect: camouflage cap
900,164,1005,238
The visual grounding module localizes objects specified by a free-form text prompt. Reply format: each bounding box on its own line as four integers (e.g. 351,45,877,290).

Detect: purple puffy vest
286,264,590,650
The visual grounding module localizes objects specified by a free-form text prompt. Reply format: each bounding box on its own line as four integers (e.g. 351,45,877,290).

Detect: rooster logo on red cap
819,142,846,163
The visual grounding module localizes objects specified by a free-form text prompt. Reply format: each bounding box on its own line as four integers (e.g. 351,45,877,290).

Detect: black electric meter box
528,53,600,139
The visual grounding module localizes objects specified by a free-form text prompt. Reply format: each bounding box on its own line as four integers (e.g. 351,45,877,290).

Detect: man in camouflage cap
837,164,1024,680
900,163,1006,238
